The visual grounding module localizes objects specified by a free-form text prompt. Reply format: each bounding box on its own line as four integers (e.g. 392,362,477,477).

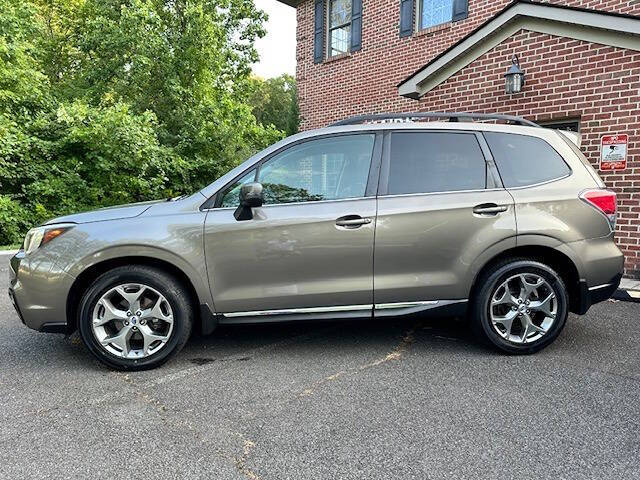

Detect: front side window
328,0,351,56
484,133,571,188
419,0,453,30
387,132,486,195
257,134,375,205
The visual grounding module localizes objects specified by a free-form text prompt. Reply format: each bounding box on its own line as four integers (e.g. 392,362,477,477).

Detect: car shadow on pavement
183,314,488,363
7,314,489,372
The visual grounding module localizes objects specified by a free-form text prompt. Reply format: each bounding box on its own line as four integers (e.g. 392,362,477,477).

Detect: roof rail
329,112,539,128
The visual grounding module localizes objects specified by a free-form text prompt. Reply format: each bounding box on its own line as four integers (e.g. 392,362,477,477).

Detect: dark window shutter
452,0,469,22
350,0,362,51
314,0,324,63
399,0,413,38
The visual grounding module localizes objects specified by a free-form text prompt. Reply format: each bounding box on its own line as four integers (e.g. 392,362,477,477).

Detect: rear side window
484,132,570,188
387,132,486,195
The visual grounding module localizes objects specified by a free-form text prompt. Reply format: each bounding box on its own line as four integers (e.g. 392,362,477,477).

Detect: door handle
336,215,372,228
473,204,508,215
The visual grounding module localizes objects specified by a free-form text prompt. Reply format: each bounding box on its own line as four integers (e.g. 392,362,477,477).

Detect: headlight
23,223,75,255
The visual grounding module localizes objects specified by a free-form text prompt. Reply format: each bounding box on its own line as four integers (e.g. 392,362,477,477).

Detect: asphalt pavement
1,253,639,480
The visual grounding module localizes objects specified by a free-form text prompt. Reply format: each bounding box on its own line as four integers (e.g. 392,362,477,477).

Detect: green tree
52,0,282,183
0,0,286,245
248,74,299,136
0,0,52,243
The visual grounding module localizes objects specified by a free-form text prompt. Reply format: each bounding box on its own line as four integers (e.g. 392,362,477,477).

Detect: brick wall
418,30,640,277
297,0,640,130
295,0,640,277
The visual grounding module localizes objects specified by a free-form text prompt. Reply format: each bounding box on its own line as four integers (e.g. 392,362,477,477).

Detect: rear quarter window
484,132,571,188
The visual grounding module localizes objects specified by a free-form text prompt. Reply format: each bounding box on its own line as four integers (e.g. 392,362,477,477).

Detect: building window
419,0,453,30
328,0,351,56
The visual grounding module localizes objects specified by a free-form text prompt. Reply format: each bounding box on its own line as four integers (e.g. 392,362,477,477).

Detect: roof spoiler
556,129,581,148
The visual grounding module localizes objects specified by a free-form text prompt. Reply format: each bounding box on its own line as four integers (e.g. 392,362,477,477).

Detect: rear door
482,132,608,242
373,129,516,312
204,133,382,316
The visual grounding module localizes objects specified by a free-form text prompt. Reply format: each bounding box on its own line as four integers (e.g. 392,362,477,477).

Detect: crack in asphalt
233,436,261,480
141,326,340,389
298,326,417,398
113,369,263,479
113,371,170,416
2,324,346,479
102,328,347,480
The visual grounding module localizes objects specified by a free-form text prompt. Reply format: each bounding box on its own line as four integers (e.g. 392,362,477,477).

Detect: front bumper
8,250,75,333
7,254,23,323
8,286,25,325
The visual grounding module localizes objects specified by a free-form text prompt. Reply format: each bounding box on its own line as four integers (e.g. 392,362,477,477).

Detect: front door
204,133,381,316
374,130,516,308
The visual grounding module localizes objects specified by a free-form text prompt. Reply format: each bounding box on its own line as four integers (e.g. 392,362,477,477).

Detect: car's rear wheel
78,265,193,370
471,258,569,354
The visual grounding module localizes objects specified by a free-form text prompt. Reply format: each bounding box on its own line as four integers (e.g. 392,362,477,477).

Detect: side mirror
234,182,264,221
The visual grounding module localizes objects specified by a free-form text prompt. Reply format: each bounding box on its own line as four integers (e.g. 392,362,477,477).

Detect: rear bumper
575,274,622,315
563,233,624,314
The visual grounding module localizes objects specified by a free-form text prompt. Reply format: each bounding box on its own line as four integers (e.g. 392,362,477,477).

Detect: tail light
580,189,617,230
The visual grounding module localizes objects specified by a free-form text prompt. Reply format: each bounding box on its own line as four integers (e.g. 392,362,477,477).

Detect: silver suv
8,113,624,370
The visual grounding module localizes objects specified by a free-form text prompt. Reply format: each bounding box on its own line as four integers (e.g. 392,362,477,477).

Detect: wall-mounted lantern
505,55,525,94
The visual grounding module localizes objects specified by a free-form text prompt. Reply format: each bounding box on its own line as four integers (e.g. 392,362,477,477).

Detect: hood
44,199,166,225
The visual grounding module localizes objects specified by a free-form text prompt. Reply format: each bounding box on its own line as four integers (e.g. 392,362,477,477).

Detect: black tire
78,265,193,370
471,258,569,354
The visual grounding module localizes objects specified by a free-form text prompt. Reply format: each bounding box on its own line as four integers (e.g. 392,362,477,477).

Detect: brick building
275,0,640,277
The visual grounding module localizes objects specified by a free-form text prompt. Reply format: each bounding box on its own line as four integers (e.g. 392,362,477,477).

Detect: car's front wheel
78,265,193,370
472,258,569,354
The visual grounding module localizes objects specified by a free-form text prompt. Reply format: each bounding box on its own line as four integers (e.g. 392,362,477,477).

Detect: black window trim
214,167,258,210
378,129,496,198
481,131,573,190
204,131,384,210
476,130,503,190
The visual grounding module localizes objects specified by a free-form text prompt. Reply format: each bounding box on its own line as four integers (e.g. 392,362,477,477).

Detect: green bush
0,195,28,245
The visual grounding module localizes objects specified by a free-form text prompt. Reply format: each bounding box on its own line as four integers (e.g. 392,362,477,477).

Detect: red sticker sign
600,134,628,171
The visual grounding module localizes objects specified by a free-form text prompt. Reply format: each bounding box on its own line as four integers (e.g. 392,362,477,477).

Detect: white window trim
416,0,454,32
326,0,352,58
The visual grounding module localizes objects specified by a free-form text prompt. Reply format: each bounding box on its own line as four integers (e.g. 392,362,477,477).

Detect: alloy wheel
489,273,558,344
91,283,174,359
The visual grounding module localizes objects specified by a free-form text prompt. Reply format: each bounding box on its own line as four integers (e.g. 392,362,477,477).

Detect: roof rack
330,112,539,128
